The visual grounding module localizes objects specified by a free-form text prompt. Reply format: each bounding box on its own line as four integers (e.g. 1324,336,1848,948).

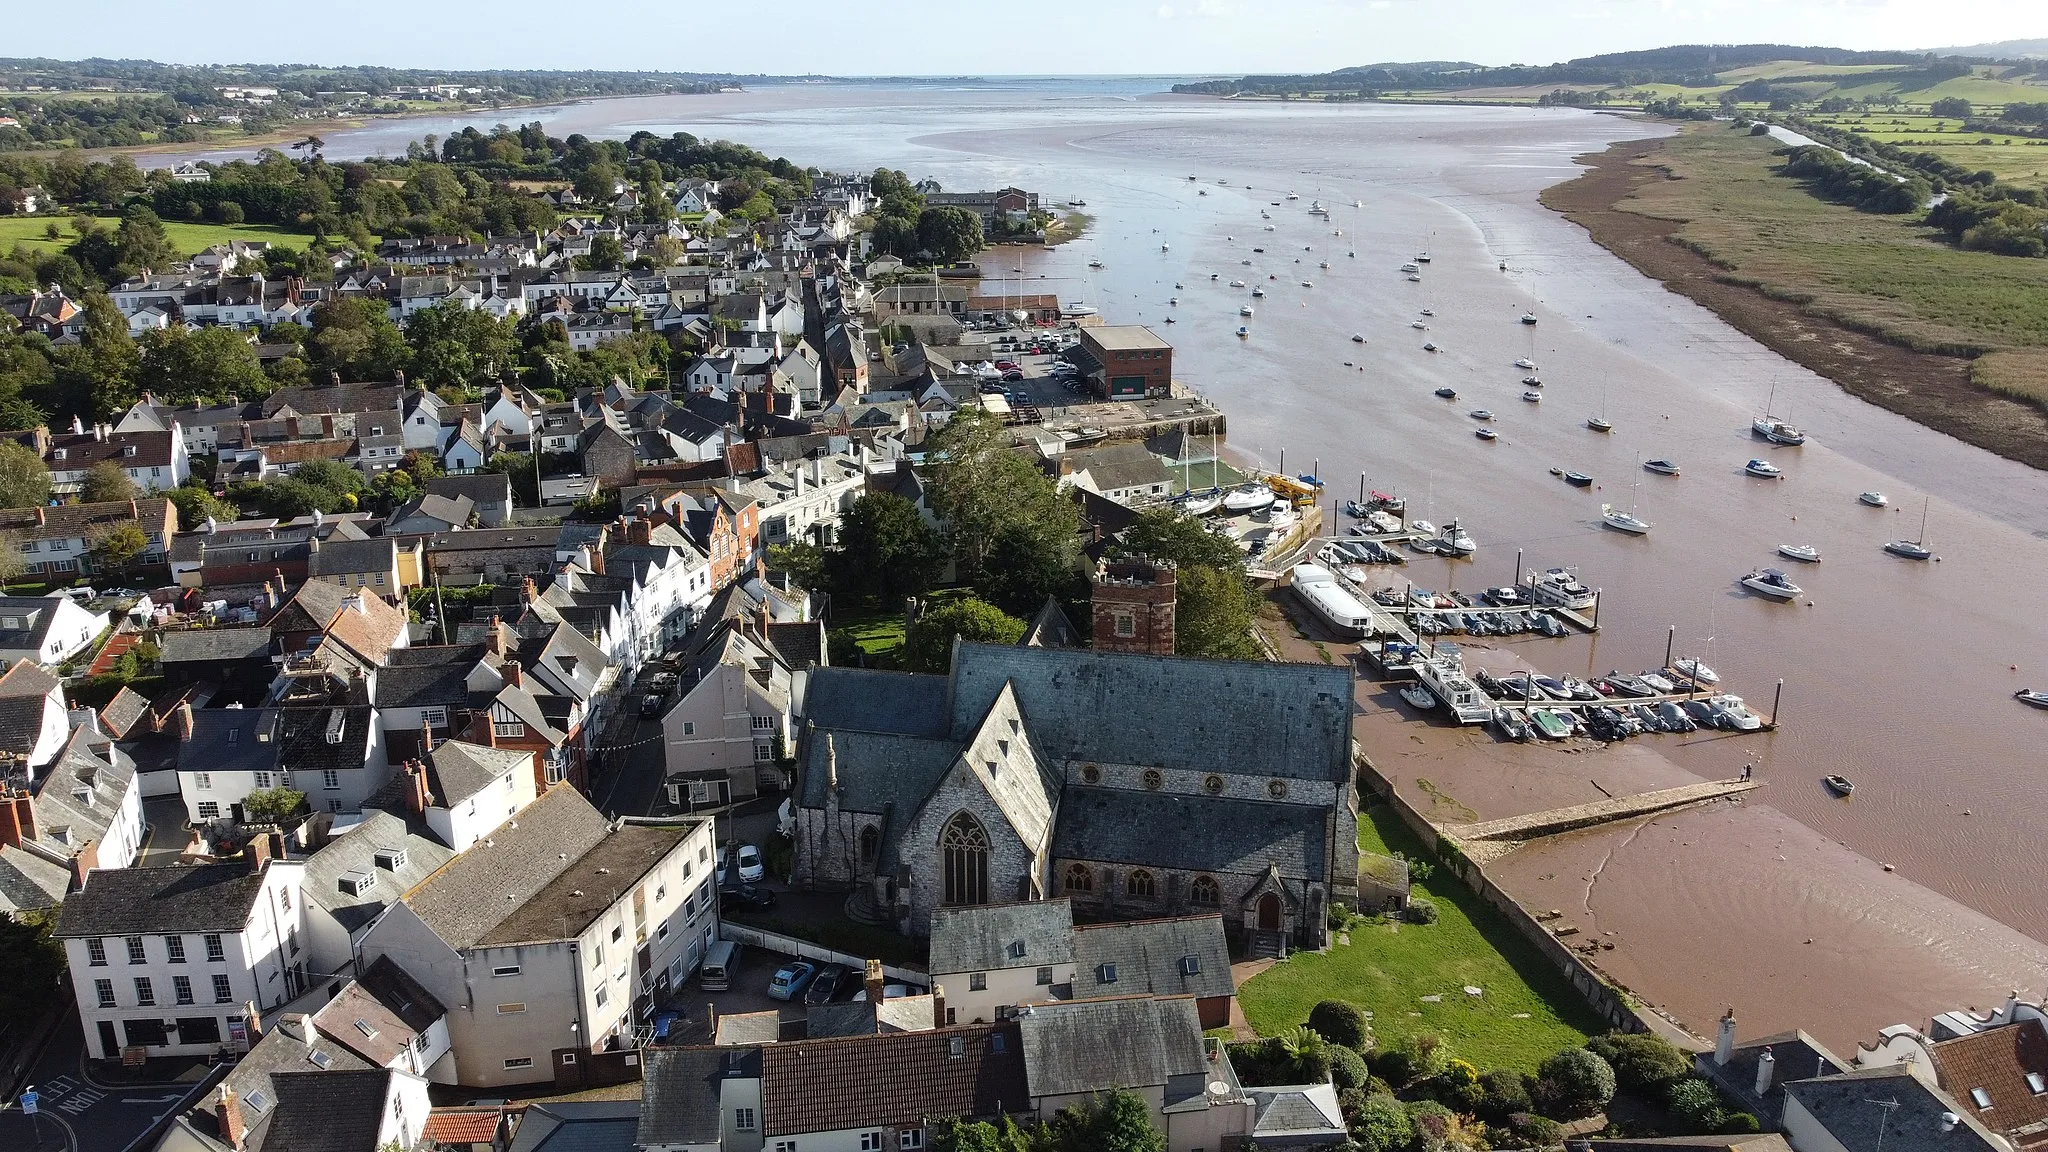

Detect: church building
789,642,1359,950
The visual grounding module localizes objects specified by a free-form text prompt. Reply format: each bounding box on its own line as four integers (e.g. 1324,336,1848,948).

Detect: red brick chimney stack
245,830,271,875
215,1084,247,1151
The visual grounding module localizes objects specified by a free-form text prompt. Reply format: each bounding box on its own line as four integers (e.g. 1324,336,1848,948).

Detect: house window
1064,863,1093,894
1972,1088,1993,1109
422,707,447,729
753,743,773,763
858,826,879,864
165,936,185,963
775,1143,797,1152
1191,875,1221,906
494,721,524,738
253,772,273,789
2030,1072,2047,1095
1097,963,1118,985
861,1134,885,1151
320,770,341,791
197,801,220,820
969,972,987,992
681,721,695,736
213,975,233,1003
492,965,521,977
1036,966,1053,986
126,936,147,964
173,975,194,1005
734,1108,757,1132
87,938,107,966
193,773,212,790
95,979,116,1007
751,714,774,731
595,986,607,1007
1113,613,1135,638
939,812,990,907
135,977,155,1007
1129,869,1156,899
901,1130,925,1150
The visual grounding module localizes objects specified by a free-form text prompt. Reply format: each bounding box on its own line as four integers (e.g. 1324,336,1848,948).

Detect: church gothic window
1064,863,1092,893
1129,869,1156,899
940,812,991,907
1191,875,1220,906
858,826,879,864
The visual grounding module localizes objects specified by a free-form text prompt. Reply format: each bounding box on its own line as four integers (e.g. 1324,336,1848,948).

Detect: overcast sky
14,0,2048,75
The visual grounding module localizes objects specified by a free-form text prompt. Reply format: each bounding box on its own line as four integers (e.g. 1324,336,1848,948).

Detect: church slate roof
1015,995,1206,1099
799,666,948,738
1071,914,1234,1003
796,729,958,815
1054,787,1329,880
946,643,1352,782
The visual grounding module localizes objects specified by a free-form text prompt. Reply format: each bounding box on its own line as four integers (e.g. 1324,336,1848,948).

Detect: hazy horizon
12,1,2048,77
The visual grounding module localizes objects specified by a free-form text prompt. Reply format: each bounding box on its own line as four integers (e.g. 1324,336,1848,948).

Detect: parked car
720,884,777,914
640,693,666,718
715,845,729,885
804,964,848,1005
994,360,1019,371
1001,370,1024,382
767,961,817,1001
735,843,764,883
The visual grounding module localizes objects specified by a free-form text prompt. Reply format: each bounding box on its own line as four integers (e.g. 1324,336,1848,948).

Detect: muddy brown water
174,84,2048,1044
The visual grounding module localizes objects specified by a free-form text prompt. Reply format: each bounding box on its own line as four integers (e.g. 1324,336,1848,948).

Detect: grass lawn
0,214,341,259
1238,804,1604,1073
828,588,973,666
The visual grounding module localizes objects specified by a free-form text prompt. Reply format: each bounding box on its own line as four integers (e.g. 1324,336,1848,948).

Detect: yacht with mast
1884,497,1936,560
1752,382,1807,444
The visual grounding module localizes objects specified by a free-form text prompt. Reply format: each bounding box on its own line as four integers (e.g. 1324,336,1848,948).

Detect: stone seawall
1353,747,1705,1048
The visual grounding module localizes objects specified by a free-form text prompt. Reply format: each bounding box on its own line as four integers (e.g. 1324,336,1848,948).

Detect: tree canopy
828,492,947,601
902,597,1026,673
923,407,1079,614
1115,508,1262,660
0,442,52,509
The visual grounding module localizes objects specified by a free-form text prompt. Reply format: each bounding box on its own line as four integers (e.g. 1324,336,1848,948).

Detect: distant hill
1928,40,2048,61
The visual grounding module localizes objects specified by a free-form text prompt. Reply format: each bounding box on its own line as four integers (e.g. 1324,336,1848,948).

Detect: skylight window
1971,1087,1993,1109
2030,1073,2046,1095
353,1019,378,1039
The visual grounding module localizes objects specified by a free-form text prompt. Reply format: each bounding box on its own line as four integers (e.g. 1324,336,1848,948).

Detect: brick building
1091,558,1175,657
1076,326,1172,400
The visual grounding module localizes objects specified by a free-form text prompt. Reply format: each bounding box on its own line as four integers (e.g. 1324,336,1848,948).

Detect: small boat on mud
1744,459,1784,479
1741,568,1803,600
1223,485,1276,513
1825,774,1855,796
1643,459,1680,476
1399,685,1437,710
1529,709,1574,740
1777,543,1822,563
2015,689,2048,710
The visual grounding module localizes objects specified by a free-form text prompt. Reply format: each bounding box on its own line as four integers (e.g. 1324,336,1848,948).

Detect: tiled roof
1932,1019,2048,1139
54,861,273,937
372,644,485,710
760,1024,1028,1137
929,899,1075,976
319,592,407,666
0,689,56,752
0,497,175,543
1782,1065,2004,1151
99,685,152,739
1015,995,1208,1099
399,785,611,950
311,955,445,1069
800,666,949,738
638,1048,735,1146
1054,786,1329,880
422,1109,507,1146
301,810,452,933
427,739,531,806
260,1069,393,1152
46,430,175,469
481,820,694,946
159,627,273,664
0,659,60,699
306,536,397,577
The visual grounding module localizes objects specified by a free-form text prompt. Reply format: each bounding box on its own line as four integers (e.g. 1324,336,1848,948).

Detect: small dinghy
1434,387,1458,399
1587,416,1613,433
1423,342,1441,352
1469,409,1494,421
1859,491,1888,507
1777,543,1822,563
1643,459,1680,476
1475,428,1498,441
1521,313,1538,325
1562,471,1593,487
1522,391,1542,403
1824,775,1855,796
1514,358,1536,370
1673,657,1719,684
1352,333,1366,343
1399,685,1437,710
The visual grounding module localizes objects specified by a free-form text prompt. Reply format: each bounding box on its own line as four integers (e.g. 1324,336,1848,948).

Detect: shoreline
1538,129,2048,472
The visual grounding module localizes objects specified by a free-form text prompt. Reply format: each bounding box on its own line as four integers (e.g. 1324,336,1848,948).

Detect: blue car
766,961,816,1001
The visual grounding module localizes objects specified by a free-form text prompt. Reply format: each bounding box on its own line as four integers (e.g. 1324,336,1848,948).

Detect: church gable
954,681,1059,855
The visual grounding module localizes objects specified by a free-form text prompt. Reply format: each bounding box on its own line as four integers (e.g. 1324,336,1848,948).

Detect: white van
699,940,739,991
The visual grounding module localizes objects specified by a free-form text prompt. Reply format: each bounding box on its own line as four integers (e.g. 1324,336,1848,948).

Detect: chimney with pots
176,702,195,741
68,839,100,892
214,1085,247,1151
32,506,43,526
521,577,538,605
245,830,271,874
244,1002,264,1043
864,958,885,1005
504,661,523,689
466,710,498,748
933,982,947,1029
0,793,34,849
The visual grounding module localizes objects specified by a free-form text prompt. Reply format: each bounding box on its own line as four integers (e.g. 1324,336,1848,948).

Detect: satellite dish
1207,1081,1229,1096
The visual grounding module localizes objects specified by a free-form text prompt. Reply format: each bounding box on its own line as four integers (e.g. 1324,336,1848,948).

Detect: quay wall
1352,746,1702,1045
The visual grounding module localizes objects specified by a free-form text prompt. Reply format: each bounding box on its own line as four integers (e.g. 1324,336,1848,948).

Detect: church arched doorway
940,812,990,907
1257,892,1282,933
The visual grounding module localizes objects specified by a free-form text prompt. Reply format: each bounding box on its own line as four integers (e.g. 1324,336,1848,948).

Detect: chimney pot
1715,1008,1736,1066
504,661,523,688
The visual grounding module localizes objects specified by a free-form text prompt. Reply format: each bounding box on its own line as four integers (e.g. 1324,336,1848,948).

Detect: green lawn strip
829,588,973,662
1239,804,1601,1072
0,215,358,258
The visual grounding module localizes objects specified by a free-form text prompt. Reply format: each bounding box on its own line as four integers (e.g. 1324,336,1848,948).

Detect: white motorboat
1435,520,1477,556
1401,262,1420,272
1601,504,1651,534
1251,287,1266,297
1741,568,1803,599
1520,313,1538,325
1181,490,1225,516
1229,279,1245,287
1408,519,1437,539
1744,459,1783,479
1514,358,1536,370
1859,491,1888,507
1240,306,1255,317
1475,428,1498,441
1263,224,1276,231
1711,695,1763,730
1469,409,1494,420
1286,191,1300,200
1161,243,1170,251
1528,567,1597,610
1320,261,1330,269
1587,416,1613,433
1421,309,1435,316
1223,485,1276,513
1412,321,1428,330
1673,657,1720,684
1522,391,1543,403
1351,333,1366,343
2015,689,2048,710
1643,459,1680,476
1301,280,1314,288
1777,543,1822,563
1236,326,1249,338
1169,297,1178,306
1407,274,1423,282
1399,684,1437,710
1088,259,1104,269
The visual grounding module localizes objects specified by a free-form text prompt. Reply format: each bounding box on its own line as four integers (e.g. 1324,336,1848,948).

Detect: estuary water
166,82,2048,1044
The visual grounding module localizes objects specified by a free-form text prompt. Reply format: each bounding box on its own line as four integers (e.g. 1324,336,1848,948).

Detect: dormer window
122,445,138,457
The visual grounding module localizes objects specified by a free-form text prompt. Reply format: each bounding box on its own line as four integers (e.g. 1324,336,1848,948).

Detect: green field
1237,805,1603,1073
0,214,337,258
1802,111,2048,184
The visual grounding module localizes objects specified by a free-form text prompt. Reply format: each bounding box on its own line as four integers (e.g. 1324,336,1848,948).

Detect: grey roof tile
398,786,610,949
929,899,1076,976
55,861,274,937
1054,786,1329,880
1071,914,1234,1002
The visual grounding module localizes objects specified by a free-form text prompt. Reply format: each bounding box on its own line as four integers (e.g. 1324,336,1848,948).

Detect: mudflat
1540,125,2048,470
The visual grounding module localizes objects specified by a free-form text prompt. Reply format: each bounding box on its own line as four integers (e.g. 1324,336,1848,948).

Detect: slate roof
929,898,1075,976
1019,597,1079,649
372,644,486,710
1066,440,1173,493
1055,786,1329,880
1781,1065,2004,1151
160,627,274,664
183,1015,376,1149
483,819,694,946
759,1025,1029,1137
306,536,398,577
427,739,531,806
1931,1019,2048,1139
261,1069,393,1152
638,1048,735,1146
1015,995,1207,1099
312,956,445,1068
805,1002,878,1039
391,493,474,530
424,472,512,505
1071,914,1234,1002
55,860,273,937
0,659,60,699
32,727,137,859
799,666,949,738
398,786,611,950
0,844,68,913
302,810,452,935
947,643,1353,782
1700,1030,1848,1126
507,1101,641,1152
796,729,958,815
0,694,52,757
99,686,152,739
1247,1082,1346,1142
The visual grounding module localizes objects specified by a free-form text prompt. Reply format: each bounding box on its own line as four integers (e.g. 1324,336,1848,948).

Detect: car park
767,961,817,1001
